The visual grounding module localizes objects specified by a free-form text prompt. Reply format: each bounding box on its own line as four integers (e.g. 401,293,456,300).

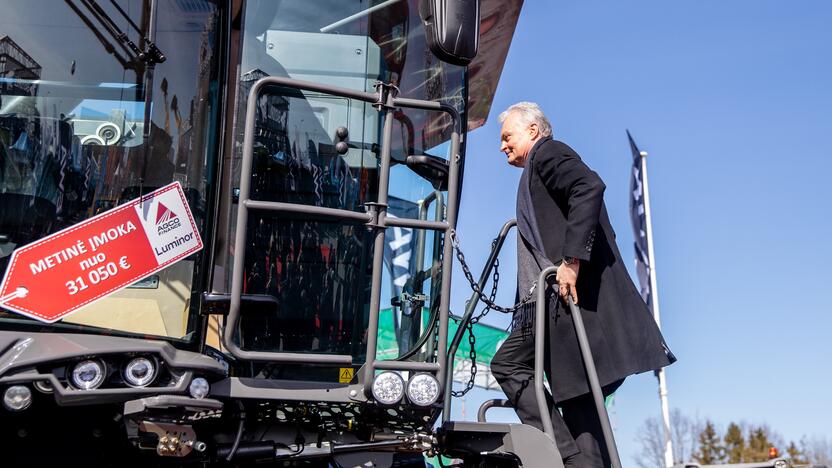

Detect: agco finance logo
155,202,182,235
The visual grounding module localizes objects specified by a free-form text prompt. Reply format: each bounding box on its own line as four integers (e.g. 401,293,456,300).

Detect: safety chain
449,229,536,314
449,230,536,397
451,321,478,397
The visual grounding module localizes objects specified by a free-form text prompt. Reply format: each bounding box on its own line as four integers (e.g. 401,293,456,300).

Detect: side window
241,87,378,212
235,88,377,360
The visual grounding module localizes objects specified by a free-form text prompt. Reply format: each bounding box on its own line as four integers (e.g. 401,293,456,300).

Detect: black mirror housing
419,0,480,66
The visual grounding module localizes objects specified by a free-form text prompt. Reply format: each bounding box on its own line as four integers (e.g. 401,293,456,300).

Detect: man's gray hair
498,102,553,137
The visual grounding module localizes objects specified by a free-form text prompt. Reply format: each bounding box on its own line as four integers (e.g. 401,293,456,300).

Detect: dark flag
627,130,652,308
384,196,420,353
384,196,420,297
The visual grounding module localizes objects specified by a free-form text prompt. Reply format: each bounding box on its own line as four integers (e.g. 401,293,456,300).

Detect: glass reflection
0,0,221,340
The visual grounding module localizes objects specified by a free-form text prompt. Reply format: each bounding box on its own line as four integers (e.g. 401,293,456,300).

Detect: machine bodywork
0,1,563,466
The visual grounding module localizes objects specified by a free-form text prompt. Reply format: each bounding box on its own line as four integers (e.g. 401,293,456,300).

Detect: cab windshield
219,0,465,367
0,0,223,342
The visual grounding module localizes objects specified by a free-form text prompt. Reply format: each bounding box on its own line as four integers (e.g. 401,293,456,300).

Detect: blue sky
449,0,832,463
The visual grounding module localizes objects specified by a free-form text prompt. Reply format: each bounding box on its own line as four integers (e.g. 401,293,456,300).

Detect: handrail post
442,219,517,422
566,296,623,468
535,267,623,468
534,267,558,440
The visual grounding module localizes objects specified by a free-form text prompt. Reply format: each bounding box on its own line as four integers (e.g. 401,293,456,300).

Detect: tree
693,420,724,464
724,422,745,463
744,426,775,462
634,414,667,468
670,409,701,465
634,409,701,468
786,440,809,466
803,436,832,466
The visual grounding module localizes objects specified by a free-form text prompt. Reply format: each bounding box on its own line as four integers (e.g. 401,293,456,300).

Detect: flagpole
639,150,674,468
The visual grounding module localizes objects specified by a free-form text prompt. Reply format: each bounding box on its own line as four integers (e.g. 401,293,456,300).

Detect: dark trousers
490,325,623,467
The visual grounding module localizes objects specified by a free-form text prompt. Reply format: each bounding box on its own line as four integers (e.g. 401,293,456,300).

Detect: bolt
349,389,357,397
355,48,362,55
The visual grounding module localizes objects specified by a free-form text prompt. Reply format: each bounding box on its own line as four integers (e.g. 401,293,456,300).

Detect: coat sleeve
535,142,606,261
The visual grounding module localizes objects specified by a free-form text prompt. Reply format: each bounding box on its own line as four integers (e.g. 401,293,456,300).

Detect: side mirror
419,0,480,66
406,154,449,191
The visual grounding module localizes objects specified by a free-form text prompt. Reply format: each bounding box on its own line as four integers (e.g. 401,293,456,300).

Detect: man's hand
556,260,580,305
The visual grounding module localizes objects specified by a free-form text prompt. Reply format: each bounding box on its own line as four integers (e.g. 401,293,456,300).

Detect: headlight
123,357,157,387
3,385,32,411
33,380,53,394
406,373,440,406
372,372,404,405
189,377,210,399
71,360,106,390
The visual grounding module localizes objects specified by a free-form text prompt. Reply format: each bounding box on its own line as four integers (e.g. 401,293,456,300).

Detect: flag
384,196,420,297
627,130,652,308
383,196,420,352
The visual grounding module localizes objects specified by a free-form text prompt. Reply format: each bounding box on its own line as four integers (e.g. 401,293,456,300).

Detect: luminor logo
155,202,182,235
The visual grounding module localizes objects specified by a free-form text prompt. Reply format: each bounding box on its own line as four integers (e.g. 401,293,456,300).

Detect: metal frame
223,76,462,399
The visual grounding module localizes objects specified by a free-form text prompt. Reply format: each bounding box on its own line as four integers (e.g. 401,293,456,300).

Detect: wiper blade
66,0,166,68
64,0,133,70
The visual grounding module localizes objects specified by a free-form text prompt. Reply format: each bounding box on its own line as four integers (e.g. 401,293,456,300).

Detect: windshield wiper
65,0,166,69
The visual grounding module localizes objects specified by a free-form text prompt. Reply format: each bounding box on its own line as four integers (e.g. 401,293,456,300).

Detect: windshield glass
0,0,222,341
223,0,464,367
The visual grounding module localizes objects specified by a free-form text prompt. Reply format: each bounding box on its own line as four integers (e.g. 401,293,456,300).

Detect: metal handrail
223,76,462,399
535,267,623,468
442,219,517,421
476,398,512,422
442,228,623,467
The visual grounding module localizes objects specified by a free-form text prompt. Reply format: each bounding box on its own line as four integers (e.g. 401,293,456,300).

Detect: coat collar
526,136,552,166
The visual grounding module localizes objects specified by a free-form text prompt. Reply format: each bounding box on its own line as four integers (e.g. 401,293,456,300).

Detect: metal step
439,421,564,468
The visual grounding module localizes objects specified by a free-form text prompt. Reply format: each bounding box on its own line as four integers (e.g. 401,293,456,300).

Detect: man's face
500,114,539,168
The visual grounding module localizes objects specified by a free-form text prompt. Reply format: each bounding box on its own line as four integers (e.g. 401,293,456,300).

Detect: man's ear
528,123,540,139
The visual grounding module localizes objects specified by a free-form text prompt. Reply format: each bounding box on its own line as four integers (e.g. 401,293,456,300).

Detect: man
490,102,676,467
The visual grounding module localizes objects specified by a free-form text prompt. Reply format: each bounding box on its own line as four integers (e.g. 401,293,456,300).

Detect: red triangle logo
155,202,177,225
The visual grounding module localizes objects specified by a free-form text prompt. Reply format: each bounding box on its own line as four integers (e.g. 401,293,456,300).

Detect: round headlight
372,372,404,405
189,377,210,399
124,357,157,387
33,380,53,394
406,373,440,406
3,385,32,411
71,360,106,390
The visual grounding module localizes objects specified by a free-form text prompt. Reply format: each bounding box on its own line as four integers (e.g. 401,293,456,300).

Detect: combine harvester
0,0,657,466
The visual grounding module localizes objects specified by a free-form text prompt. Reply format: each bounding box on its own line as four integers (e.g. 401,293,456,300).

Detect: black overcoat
525,137,676,402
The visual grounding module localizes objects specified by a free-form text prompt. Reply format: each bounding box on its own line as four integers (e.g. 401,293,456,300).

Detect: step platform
439,421,564,468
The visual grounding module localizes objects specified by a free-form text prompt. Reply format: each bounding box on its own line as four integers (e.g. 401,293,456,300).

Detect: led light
3,385,32,411
123,357,157,387
372,372,404,405
189,377,210,399
33,380,53,394
71,360,106,390
406,374,440,406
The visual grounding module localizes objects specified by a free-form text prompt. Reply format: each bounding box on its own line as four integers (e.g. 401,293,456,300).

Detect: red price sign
0,182,203,323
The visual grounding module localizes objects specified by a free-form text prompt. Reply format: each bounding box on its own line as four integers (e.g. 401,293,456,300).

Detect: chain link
450,229,536,314
449,229,537,397
451,321,477,397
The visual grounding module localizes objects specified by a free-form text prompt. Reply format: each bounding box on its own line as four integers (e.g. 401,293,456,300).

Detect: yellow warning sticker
339,367,355,384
